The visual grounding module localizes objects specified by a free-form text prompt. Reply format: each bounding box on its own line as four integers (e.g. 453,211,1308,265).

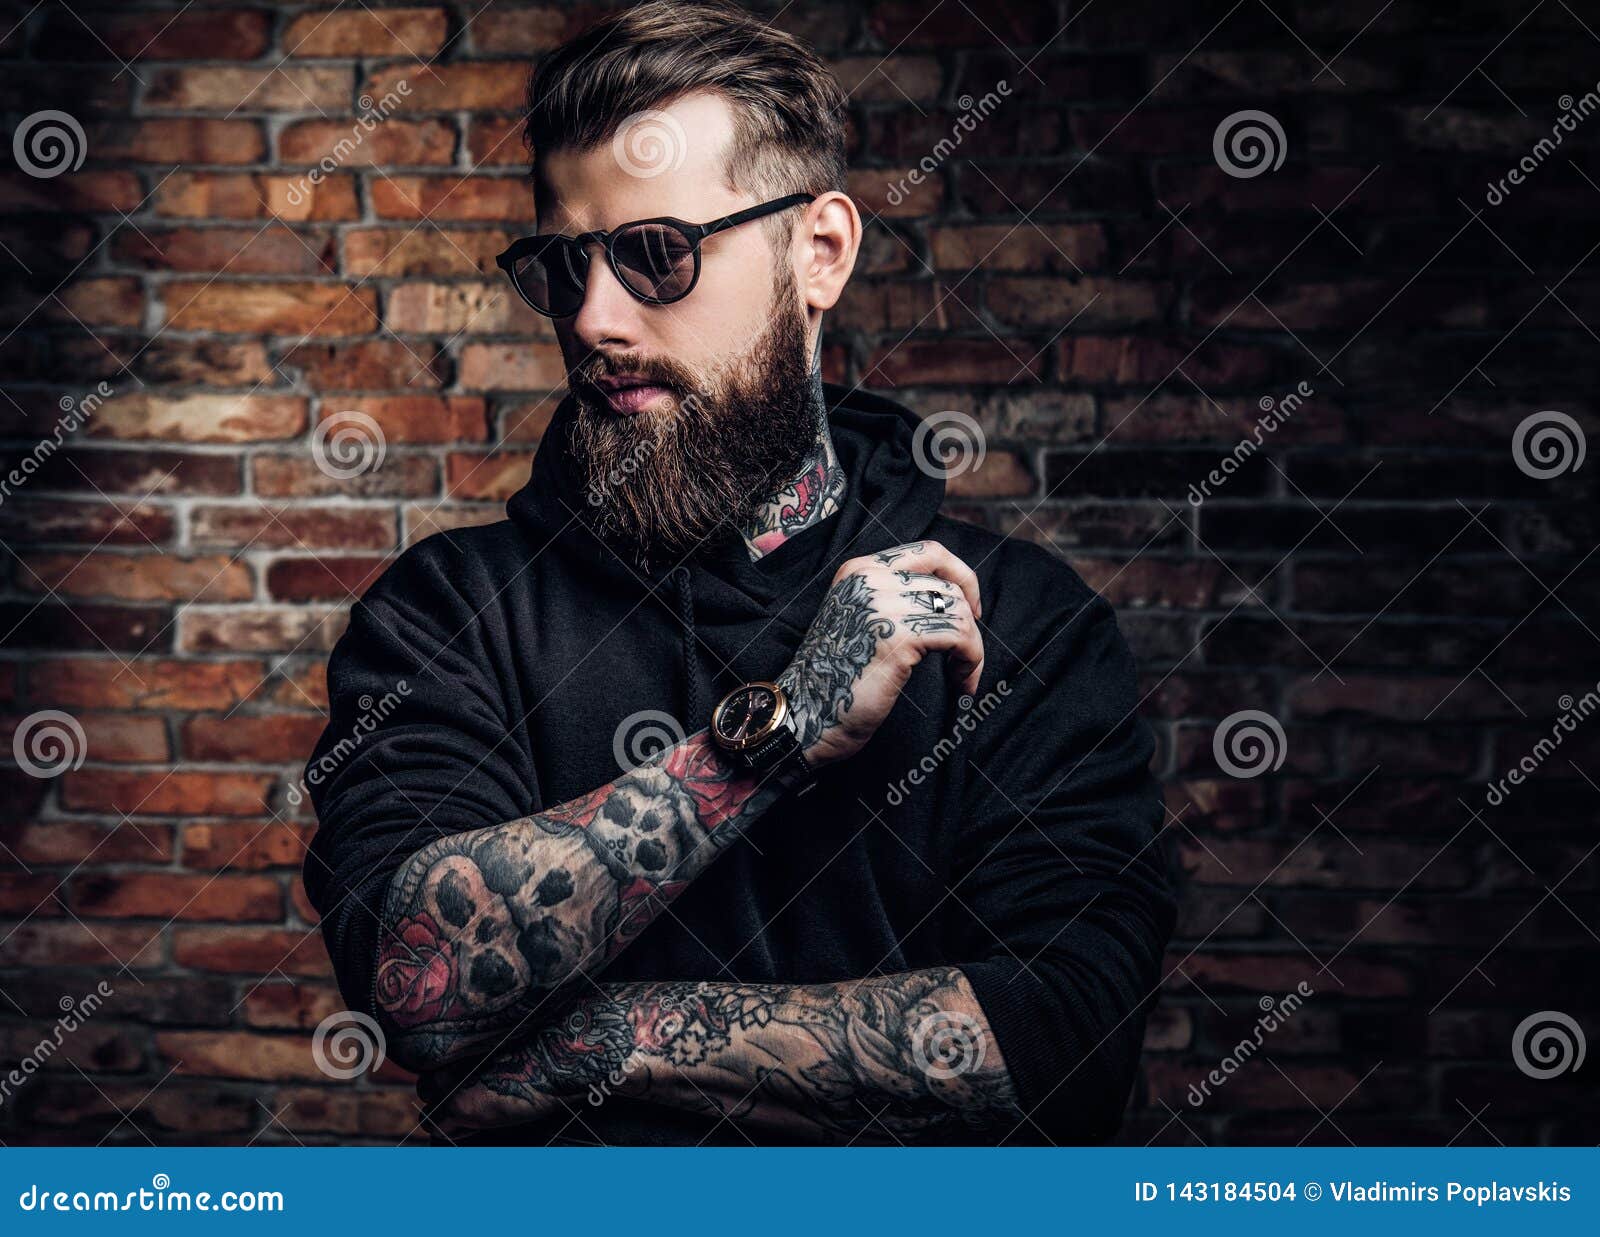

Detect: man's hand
778,540,984,769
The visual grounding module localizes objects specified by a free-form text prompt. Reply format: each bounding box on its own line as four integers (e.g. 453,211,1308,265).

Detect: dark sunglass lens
613,223,695,301
512,241,586,315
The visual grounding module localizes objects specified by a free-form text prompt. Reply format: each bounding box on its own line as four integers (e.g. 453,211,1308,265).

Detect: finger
897,597,984,696
877,541,982,620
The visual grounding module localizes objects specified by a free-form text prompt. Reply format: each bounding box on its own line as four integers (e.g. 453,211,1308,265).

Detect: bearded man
304,0,1174,1146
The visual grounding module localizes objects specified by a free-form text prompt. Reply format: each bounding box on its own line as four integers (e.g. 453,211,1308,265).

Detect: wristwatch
709,680,815,795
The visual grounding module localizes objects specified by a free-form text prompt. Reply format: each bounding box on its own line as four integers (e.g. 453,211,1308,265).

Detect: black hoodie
303,382,1176,1145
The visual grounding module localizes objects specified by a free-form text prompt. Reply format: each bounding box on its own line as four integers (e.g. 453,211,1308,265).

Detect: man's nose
569,243,642,349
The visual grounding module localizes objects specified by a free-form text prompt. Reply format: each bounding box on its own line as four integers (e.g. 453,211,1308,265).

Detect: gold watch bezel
711,680,790,753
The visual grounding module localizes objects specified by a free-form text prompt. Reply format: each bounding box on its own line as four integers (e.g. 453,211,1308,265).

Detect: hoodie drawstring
673,566,703,730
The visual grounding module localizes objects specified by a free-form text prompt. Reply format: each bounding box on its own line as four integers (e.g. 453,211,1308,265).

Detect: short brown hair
523,0,847,208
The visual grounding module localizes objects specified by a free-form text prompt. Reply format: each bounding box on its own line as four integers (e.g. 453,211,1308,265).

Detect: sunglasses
495,193,815,318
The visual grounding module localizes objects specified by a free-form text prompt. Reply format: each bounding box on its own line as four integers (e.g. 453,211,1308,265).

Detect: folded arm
426,968,1023,1143
372,731,799,1071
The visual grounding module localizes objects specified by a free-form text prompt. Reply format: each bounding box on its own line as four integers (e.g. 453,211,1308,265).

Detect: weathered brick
279,118,456,166
189,504,395,550
285,8,449,56
86,394,309,443
154,172,360,222
160,282,380,336
61,770,275,817
72,872,282,922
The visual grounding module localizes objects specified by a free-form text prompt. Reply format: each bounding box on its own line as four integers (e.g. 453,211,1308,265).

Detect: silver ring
926,590,949,615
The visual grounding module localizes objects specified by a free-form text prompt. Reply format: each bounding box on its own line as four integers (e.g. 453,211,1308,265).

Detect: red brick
0,819,173,865
242,982,346,1029
179,607,348,655
86,394,308,443
386,280,550,335
0,922,163,970
279,340,447,391
344,228,510,277
154,172,360,222
72,873,282,922
370,175,533,220
172,927,332,976
37,9,272,60
251,454,439,499
156,1031,328,1081
31,658,265,711
181,715,327,764
849,166,943,217
323,396,487,443
866,338,1043,385
446,451,534,500
286,7,449,56
466,116,528,166
189,504,395,550
144,66,353,113
279,118,456,166
0,710,166,763
265,556,391,602
113,226,335,276
929,223,1109,271
11,449,239,497
469,7,593,52
94,119,267,165
182,820,316,871
18,553,249,601
458,342,567,390
0,170,142,213
61,770,275,817
404,504,505,546
275,1087,423,1138
361,63,528,112
161,282,380,336
1,500,174,547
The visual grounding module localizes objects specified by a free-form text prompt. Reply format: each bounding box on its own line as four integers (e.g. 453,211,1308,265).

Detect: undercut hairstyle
523,0,848,225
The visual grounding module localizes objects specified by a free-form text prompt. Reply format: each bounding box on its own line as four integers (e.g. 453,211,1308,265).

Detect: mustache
570,351,701,404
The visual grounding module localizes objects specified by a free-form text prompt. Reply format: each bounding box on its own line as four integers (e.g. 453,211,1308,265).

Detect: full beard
566,270,819,568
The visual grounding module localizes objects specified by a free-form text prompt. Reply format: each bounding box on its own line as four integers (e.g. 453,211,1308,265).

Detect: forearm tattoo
374,732,787,1067
776,572,895,749
464,968,1023,1142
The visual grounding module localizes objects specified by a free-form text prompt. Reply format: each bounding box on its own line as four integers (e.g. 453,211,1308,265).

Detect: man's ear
798,191,861,314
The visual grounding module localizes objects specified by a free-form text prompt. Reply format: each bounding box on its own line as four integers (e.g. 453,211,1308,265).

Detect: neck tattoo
740,370,846,559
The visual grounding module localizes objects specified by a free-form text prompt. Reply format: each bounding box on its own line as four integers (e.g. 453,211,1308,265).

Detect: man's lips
591,374,673,415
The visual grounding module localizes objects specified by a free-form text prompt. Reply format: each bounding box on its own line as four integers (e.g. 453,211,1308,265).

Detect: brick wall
2,0,1597,1144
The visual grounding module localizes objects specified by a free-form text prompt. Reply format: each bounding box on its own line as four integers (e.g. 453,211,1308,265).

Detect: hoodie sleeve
301,535,537,1018
950,553,1176,1143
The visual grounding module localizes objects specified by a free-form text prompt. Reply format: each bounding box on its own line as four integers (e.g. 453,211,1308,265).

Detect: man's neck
739,371,846,559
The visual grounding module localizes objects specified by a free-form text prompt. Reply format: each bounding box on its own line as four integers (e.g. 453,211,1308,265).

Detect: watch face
716,684,780,748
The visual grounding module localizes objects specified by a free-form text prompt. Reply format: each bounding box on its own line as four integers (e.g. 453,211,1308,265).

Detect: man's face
538,91,821,561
